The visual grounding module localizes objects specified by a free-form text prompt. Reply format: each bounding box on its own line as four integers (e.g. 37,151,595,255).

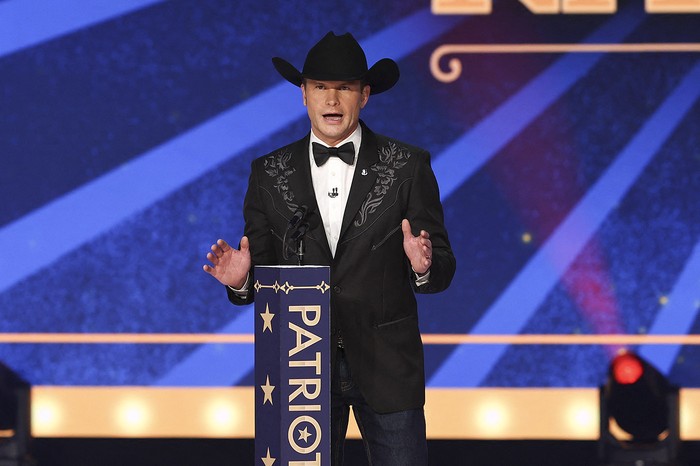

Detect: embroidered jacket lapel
339,122,379,239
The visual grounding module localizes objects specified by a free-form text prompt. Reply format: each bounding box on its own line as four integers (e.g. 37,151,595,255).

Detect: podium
253,266,331,466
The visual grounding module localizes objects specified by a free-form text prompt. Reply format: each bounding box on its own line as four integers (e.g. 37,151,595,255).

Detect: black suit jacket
228,121,456,413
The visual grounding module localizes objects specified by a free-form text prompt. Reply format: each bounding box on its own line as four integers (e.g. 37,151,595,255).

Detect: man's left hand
402,218,432,275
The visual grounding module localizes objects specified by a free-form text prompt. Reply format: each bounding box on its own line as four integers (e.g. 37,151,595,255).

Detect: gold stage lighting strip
30,386,700,440
430,42,700,82
0,333,255,344
420,334,700,345
1,333,700,344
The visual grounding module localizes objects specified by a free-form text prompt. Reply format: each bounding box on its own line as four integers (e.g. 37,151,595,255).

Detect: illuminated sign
432,0,700,14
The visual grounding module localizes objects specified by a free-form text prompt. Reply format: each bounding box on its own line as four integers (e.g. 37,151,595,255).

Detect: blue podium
253,265,331,466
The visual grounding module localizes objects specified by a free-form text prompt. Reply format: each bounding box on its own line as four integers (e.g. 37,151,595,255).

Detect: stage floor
23,438,700,465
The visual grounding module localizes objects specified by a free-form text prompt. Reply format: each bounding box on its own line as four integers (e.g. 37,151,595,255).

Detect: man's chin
316,128,346,142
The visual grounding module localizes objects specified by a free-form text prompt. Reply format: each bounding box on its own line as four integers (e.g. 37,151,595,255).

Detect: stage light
477,401,508,435
566,402,597,435
0,362,32,466
116,399,151,434
33,398,61,432
599,351,680,466
205,399,239,434
611,352,643,385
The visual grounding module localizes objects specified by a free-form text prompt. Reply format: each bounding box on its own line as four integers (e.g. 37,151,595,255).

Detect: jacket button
333,285,342,294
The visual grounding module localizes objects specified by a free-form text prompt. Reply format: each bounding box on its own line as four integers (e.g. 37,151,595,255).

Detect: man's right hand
203,236,251,289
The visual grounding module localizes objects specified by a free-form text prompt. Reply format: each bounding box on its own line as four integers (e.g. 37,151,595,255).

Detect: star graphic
298,426,312,443
260,303,275,333
261,375,275,405
261,447,276,466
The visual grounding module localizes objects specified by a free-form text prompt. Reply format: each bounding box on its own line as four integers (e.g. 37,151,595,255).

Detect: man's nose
325,90,339,105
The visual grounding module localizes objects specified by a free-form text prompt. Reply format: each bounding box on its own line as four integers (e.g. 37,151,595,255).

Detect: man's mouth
323,113,343,121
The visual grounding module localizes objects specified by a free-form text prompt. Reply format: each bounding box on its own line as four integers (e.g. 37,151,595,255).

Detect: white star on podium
261,375,275,405
260,303,275,333
298,426,312,443
261,447,276,466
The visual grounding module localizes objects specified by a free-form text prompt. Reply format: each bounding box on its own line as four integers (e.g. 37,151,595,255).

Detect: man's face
301,79,370,147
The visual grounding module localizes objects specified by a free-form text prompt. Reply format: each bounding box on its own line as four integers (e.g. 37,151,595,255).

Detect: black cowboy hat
272,31,400,95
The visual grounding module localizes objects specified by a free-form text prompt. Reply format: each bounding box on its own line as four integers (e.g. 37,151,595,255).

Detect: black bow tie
312,142,355,166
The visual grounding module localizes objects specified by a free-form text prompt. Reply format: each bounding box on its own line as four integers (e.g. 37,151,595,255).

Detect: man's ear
361,84,371,108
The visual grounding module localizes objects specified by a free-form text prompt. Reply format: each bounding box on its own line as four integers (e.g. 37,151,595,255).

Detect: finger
239,236,250,252
420,230,430,239
203,264,213,274
401,219,413,239
217,239,231,251
211,244,224,259
423,241,433,259
206,252,219,265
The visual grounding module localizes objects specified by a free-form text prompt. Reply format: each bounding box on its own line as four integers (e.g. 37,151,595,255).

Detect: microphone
289,222,309,242
288,205,307,229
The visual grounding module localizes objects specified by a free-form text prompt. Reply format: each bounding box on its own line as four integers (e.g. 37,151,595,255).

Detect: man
204,31,456,466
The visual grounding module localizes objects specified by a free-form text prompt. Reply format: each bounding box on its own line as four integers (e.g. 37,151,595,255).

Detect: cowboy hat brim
272,56,399,95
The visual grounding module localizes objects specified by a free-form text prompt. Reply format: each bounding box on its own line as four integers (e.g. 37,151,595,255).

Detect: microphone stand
292,223,309,266
296,237,304,266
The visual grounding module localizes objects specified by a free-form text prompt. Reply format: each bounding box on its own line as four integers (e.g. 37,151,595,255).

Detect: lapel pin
361,168,368,176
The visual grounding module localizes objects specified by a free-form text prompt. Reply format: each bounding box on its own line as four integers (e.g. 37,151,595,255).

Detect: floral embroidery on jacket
354,141,411,227
263,148,298,211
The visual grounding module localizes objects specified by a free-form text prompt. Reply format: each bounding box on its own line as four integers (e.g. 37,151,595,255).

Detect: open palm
203,237,251,289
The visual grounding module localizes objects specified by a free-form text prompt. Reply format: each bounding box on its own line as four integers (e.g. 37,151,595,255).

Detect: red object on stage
611,352,643,385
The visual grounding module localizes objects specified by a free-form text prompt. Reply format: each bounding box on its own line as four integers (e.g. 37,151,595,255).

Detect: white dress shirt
309,126,362,257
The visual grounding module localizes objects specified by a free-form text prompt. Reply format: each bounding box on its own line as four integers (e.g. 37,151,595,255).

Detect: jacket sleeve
226,160,278,305
405,150,456,294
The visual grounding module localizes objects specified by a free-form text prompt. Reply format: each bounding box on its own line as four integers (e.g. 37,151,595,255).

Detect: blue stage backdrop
1,0,699,392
